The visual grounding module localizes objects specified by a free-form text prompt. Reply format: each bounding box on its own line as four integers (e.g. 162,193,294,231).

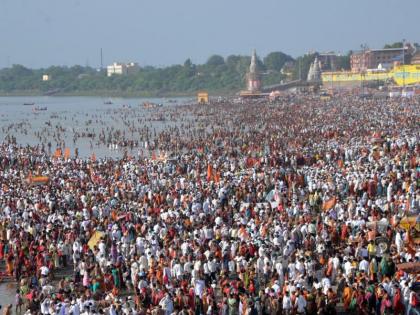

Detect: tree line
0,51,349,96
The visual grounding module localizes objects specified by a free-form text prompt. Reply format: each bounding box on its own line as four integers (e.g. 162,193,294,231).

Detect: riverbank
0,89,235,98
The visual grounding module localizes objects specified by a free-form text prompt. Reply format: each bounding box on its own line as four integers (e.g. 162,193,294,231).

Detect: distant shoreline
0,91,193,98
0,90,234,98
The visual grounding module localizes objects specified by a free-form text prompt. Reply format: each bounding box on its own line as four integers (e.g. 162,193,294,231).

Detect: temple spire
250,49,257,74
247,49,261,92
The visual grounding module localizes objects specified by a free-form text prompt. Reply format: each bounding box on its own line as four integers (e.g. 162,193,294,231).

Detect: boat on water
104,100,113,105
150,114,166,121
33,106,48,111
23,102,35,106
143,102,163,109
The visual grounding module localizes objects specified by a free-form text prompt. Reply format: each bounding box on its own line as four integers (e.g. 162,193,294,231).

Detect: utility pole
360,44,368,95
298,59,301,81
100,48,103,70
402,39,406,91
330,57,333,93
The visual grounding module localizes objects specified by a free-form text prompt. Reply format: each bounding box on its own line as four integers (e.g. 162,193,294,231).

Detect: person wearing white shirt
40,298,51,315
295,259,305,277
194,279,206,298
343,259,353,277
256,256,264,275
98,240,106,256
271,280,281,294
208,258,218,274
40,265,50,277
294,290,307,314
275,261,284,286
359,258,369,274
130,261,139,287
69,301,80,315
395,231,403,254
109,304,118,315
172,260,183,280
401,281,411,310
321,276,331,295
282,292,292,315
159,293,174,315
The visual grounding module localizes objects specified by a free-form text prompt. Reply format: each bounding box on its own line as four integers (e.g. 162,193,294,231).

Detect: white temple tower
247,50,262,92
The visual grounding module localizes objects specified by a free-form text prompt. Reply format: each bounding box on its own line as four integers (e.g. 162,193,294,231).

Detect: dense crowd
0,94,419,315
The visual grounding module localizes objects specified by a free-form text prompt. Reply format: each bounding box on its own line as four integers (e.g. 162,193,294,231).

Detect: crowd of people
0,94,419,315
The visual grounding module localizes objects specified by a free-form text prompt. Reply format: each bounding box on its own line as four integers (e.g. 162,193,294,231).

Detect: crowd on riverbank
0,95,419,315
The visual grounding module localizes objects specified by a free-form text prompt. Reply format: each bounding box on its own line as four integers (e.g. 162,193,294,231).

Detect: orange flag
54,148,62,158
27,171,33,184
207,164,213,182
322,196,336,212
214,171,221,183
31,176,49,186
64,148,70,159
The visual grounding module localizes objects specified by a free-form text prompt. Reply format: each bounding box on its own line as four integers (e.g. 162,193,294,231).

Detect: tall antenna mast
100,48,103,70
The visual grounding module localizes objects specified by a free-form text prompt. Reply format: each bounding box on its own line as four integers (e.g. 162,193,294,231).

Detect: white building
107,62,139,77
42,74,51,81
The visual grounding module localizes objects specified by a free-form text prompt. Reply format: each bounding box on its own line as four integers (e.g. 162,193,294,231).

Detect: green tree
335,54,351,71
206,55,225,66
263,52,294,71
292,53,317,81
383,42,403,49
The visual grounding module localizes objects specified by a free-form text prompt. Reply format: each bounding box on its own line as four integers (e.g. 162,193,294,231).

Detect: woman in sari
6,250,14,276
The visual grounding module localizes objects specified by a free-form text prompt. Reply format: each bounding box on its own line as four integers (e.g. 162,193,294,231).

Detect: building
317,52,339,71
107,62,139,77
350,52,370,73
350,47,412,72
239,50,267,98
197,91,209,104
411,52,420,65
246,50,261,92
307,57,322,82
280,61,295,77
321,64,420,88
42,74,51,81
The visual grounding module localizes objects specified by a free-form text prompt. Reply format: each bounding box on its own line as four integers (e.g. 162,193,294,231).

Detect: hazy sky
0,0,418,68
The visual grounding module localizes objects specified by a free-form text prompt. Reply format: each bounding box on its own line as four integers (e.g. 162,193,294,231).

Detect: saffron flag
207,164,213,182
214,171,221,183
54,148,62,158
322,196,336,212
64,148,70,159
27,171,33,184
29,176,49,186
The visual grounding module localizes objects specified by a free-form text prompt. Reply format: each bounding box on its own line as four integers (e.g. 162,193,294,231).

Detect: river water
0,96,191,159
